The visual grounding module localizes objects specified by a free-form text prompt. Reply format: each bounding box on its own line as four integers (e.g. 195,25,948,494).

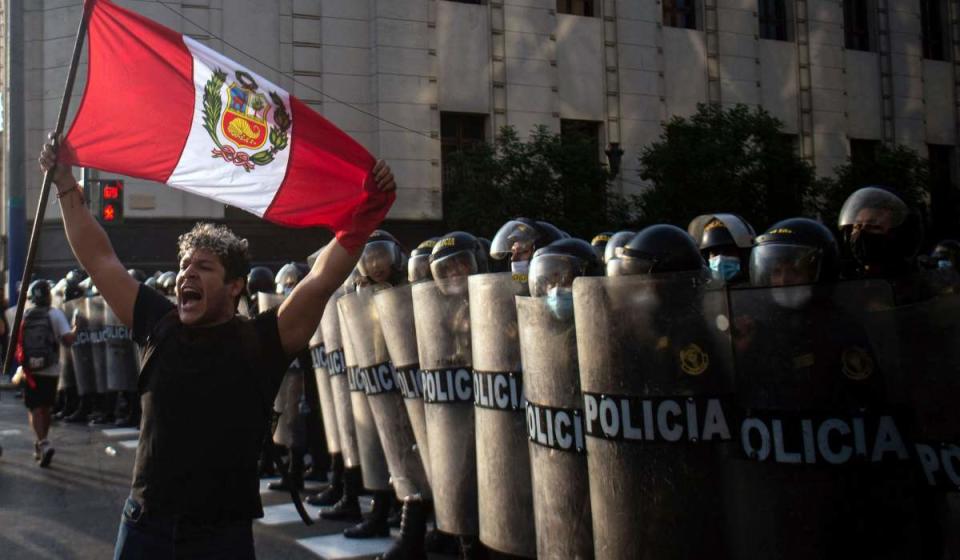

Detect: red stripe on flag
60,0,194,183
263,97,378,230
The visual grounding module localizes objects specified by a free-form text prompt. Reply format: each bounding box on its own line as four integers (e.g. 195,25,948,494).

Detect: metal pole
4,0,24,358
1,0,95,378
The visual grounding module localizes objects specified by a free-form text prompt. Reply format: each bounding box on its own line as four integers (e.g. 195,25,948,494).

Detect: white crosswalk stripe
101,427,140,438
296,534,394,560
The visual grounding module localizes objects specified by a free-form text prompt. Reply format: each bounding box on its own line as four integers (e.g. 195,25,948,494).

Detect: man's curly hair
177,222,251,282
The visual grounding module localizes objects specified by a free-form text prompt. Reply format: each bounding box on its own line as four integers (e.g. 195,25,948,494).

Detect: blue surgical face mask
546,287,574,321
709,255,741,281
937,259,954,271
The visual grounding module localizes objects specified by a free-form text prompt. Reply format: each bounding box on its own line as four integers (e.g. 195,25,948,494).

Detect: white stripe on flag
166,37,293,215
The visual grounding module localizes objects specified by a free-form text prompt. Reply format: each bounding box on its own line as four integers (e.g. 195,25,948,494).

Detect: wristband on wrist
56,182,85,204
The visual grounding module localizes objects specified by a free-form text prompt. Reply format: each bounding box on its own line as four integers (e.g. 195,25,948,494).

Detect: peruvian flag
61,0,391,233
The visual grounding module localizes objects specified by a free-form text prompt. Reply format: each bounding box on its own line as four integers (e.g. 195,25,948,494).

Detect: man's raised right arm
39,135,138,327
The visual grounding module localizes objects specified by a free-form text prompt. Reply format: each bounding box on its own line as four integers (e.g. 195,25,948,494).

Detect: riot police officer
408,238,438,284
688,213,755,283
590,232,613,262
838,186,931,302
489,218,565,275
357,230,406,287
602,229,636,276
245,265,274,318
528,238,603,318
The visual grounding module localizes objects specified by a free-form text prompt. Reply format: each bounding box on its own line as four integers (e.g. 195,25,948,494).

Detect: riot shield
895,293,960,558
573,274,734,559
516,295,592,559
86,296,108,394
340,287,430,501
309,327,341,454
320,291,361,468
58,299,78,391
104,303,138,392
374,284,432,487
257,292,285,313
338,295,391,492
70,298,97,396
725,280,923,559
268,291,306,450
411,280,478,537
468,273,535,557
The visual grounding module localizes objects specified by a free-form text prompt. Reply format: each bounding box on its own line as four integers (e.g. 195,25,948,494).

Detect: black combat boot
319,466,362,522
307,452,343,506
114,391,141,427
269,447,305,491
89,392,117,425
65,394,93,424
343,490,391,538
378,497,427,560
59,387,80,420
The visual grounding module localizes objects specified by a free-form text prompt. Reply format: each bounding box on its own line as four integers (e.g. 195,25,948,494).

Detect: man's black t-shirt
130,284,292,520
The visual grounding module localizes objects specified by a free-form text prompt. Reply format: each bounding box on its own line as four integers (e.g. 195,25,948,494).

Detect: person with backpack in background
17,279,76,467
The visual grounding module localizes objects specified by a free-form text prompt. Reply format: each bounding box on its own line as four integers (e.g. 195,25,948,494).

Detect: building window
663,0,697,29
759,0,791,41
849,138,880,167
441,112,487,214
921,0,949,61
560,119,602,161
844,0,873,51
557,0,595,16
928,144,958,238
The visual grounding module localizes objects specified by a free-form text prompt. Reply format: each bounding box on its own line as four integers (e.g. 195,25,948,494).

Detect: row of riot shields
325,271,958,559
58,295,139,398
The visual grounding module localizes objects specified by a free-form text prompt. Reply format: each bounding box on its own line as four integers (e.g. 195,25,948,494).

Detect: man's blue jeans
113,497,256,560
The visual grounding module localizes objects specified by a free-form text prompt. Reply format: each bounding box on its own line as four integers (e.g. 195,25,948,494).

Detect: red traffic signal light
96,180,124,224
102,203,117,222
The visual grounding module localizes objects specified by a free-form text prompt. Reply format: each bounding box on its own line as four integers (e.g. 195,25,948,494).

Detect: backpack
22,307,59,370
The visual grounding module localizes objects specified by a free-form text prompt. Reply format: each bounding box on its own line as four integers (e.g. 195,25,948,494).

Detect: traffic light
97,180,124,224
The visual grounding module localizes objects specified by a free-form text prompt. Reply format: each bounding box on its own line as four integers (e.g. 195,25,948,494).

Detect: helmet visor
358,240,399,284
528,254,580,297
838,187,908,232
749,244,822,287
408,253,432,283
430,251,478,281
491,220,539,261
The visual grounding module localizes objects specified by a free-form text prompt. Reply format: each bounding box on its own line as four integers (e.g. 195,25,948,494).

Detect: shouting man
39,136,395,560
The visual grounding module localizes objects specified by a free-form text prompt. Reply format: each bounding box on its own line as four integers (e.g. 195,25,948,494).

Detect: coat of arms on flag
202,69,290,172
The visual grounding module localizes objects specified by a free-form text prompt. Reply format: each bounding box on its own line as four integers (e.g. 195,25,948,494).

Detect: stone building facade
4,0,958,273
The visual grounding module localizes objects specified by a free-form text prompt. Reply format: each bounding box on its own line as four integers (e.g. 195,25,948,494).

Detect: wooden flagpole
2,0,96,381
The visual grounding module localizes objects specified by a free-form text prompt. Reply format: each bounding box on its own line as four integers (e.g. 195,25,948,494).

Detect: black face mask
850,231,894,267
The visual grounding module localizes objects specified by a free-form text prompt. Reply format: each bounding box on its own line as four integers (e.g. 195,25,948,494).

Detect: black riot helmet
275,263,305,296
64,278,85,301
528,238,603,297
65,268,88,285
28,279,52,307
590,232,613,261
247,266,275,297
688,214,755,257
603,230,636,276
490,218,565,267
430,231,487,294
127,269,148,283
931,239,960,270
358,230,406,286
838,186,923,273
408,238,439,284
144,276,158,290
157,271,177,296
617,225,705,276
750,218,840,287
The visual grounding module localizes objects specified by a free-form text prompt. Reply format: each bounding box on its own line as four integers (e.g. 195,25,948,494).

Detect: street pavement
0,393,405,560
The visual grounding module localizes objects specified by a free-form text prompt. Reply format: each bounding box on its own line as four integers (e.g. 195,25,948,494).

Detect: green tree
444,125,631,239
634,103,817,231
814,144,930,229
